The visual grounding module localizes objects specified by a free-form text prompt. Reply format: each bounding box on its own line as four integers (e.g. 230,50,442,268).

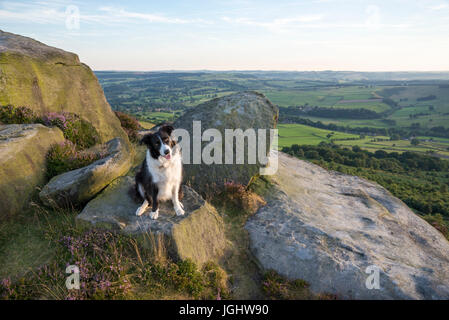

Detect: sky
1,0,449,71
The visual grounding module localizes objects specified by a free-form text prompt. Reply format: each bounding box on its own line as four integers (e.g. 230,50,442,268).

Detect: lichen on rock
0,30,128,144
0,123,65,219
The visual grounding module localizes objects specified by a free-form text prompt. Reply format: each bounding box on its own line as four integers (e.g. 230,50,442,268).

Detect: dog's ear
160,125,174,136
140,133,153,146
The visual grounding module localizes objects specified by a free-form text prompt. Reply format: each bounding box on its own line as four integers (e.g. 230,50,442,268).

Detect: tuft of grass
262,270,338,300
45,141,107,179
114,111,142,142
0,203,230,300
262,270,311,300
213,181,266,217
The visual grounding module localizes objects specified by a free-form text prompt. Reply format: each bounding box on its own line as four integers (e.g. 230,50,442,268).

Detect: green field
278,123,449,157
96,71,449,157
136,111,178,124
263,86,380,108
277,124,360,148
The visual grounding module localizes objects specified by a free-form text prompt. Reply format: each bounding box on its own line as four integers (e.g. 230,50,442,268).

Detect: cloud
221,14,325,32
428,3,449,10
0,1,67,24
0,1,211,26
221,13,409,32
97,7,209,24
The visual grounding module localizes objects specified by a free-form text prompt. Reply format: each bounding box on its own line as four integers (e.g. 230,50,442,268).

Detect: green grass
278,124,360,148
139,121,155,129
334,101,390,113
262,86,381,108
137,112,177,124
0,204,230,300
278,123,449,157
293,85,449,130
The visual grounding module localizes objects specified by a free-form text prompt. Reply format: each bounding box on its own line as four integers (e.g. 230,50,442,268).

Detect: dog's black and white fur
135,125,184,219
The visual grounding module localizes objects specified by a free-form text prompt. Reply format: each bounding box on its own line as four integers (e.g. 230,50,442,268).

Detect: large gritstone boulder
0,124,65,219
0,30,128,143
174,91,278,196
245,152,449,300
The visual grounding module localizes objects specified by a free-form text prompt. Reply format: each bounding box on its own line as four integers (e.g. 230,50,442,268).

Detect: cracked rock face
77,176,226,265
245,152,449,299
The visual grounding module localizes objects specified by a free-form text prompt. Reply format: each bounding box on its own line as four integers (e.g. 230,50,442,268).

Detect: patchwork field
97,71,449,156
278,124,449,157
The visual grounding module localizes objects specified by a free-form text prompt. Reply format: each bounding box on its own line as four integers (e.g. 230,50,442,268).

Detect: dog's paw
150,210,159,220
136,207,145,216
175,206,185,216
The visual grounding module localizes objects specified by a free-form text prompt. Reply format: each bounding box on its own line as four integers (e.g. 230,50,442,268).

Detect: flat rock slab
39,138,132,208
77,176,226,265
245,152,449,300
0,124,65,219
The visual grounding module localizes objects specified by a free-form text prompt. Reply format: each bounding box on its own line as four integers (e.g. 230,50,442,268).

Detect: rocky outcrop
39,138,133,208
246,152,449,300
174,91,278,196
0,30,128,143
0,124,65,219
77,176,226,265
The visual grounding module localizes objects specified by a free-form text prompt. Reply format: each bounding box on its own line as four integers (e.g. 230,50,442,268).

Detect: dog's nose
164,149,170,155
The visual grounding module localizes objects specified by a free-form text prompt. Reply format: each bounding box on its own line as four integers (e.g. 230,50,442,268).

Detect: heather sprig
41,112,100,149
46,140,107,179
0,105,38,124
114,111,141,142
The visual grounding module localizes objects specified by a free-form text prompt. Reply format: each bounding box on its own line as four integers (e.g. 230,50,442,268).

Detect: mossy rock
39,138,133,208
174,91,278,196
77,176,226,266
0,30,128,144
0,124,65,220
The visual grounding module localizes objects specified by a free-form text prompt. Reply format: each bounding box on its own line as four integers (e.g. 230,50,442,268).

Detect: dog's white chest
146,151,182,201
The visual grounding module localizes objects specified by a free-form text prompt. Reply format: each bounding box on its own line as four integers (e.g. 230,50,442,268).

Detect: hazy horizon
1,0,449,72
93,69,449,73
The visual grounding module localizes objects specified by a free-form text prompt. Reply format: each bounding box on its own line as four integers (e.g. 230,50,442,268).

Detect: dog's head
140,125,176,160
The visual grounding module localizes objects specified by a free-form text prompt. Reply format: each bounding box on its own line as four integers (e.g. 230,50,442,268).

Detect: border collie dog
135,125,184,219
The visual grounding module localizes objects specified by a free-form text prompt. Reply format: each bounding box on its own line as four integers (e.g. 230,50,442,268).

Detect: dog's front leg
136,200,149,216
150,187,159,220
172,185,185,216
